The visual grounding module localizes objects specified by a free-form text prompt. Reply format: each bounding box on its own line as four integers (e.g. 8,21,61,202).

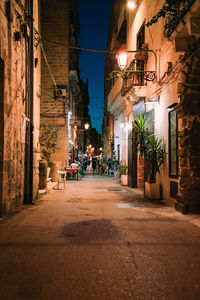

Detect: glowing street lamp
116,52,128,70
84,123,90,130
127,1,136,10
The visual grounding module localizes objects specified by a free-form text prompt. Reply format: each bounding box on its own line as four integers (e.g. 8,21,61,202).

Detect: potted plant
117,164,128,185
133,116,166,199
135,49,148,61
135,43,148,61
145,136,166,199
134,115,150,156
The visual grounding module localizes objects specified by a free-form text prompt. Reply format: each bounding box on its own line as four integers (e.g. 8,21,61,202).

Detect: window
169,108,178,178
136,23,145,85
137,23,145,50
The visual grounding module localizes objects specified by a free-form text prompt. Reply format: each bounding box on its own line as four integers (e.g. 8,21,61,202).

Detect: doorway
128,130,137,188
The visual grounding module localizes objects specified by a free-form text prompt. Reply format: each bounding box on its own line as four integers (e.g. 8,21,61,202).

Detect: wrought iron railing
164,0,196,38
121,70,156,96
121,59,156,96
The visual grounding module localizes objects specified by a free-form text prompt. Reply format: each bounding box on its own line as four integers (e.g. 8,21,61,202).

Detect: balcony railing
164,0,196,38
121,71,156,96
121,58,156,96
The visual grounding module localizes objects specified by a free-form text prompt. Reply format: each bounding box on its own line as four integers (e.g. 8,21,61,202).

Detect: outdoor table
65,168,79,180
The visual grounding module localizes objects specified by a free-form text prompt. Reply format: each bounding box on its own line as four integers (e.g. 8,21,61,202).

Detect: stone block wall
0,0,27,215
0,58,4,216
175,48,200,213
40,0,70,167
0,0,41,216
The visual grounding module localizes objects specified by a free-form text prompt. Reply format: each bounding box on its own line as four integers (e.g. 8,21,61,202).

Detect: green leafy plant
117,164,128,176
107,70,132,81
39,125,61,162
145,136,166,183
133,116,166,183
146,0,193,28
134,115,150,156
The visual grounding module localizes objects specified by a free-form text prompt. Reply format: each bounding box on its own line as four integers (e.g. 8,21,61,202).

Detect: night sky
77,0,115,135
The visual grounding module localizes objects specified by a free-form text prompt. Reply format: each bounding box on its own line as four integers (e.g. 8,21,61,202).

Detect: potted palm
133,116,166,199
145,136,166,199
134,115,149,156
117,164,128,185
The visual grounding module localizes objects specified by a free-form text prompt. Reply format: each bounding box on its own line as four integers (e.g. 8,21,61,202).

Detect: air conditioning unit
54,88,67,98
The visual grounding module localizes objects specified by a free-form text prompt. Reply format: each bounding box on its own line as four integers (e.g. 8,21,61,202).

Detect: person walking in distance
92,159,97,175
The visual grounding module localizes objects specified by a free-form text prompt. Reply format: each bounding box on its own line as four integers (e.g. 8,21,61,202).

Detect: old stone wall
0,58,4,217
40,0,70,167
0,0,27,215
0,0,41,216
32,0,41,201
175,48,200,213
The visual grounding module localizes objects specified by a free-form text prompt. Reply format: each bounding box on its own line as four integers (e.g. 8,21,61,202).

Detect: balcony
120,58,156,97
121,71,156,96
164,0,196,38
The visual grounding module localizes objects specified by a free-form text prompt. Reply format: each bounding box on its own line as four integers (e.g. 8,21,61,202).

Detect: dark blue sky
77,0,115,135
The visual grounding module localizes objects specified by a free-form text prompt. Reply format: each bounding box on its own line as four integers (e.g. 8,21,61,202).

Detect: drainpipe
28,0,34,204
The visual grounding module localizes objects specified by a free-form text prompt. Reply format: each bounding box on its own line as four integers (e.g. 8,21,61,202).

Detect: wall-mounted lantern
84,123,90,130
116,52,128,70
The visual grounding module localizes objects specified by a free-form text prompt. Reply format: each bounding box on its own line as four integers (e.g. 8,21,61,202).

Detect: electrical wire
42,40,115,54
40,113,67,118
147,44,200,100
40,42,57,88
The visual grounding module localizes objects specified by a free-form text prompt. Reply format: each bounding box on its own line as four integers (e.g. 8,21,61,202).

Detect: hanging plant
146,0,190,28
107,70,132,81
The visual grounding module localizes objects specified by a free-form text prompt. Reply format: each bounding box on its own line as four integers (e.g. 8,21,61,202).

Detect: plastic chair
57,171,66,190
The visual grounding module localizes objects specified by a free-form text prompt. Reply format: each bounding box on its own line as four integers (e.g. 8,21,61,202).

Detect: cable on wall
41,42,57,88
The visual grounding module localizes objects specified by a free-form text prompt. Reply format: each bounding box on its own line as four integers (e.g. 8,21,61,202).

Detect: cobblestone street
0,175,200,299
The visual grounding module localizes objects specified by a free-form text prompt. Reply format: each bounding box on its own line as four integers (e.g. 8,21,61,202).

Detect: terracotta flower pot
145,182,160,200
121,174,128,186
135,53,148,61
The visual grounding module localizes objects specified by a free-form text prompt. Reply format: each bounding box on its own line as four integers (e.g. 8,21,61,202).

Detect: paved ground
0,175,200,300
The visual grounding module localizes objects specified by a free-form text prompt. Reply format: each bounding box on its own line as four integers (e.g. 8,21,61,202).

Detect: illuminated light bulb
117,52,128,70
127,1,136,10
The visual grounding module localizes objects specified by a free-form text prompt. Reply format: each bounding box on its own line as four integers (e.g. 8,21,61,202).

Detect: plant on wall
39,125,61,162
146,0,193,28
107,70,132,81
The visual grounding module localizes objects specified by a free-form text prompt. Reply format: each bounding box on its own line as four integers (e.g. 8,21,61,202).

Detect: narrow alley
0,175,200,300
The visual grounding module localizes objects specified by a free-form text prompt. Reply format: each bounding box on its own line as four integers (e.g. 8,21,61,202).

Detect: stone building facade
40,0,79,167
104,0,200,213
175,43,200,213
0,0,40,216
40,0,71,167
